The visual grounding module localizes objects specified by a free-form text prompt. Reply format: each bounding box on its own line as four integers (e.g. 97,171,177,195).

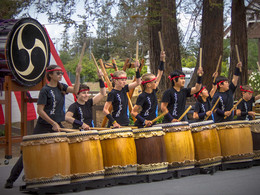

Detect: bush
249,71,260,92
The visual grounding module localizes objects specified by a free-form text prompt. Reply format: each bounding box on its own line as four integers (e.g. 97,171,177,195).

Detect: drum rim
66,130,99,137
5,17,50,87
22,132,67,141
154,121,189,128
189,120,215,127
98,127,132,135
215,120,250,127
133,126,163,133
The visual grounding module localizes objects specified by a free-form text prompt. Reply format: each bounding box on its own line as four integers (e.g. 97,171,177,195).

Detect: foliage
249,72,260,92
0,0,31,19
248,39,259,71
181,56,196,68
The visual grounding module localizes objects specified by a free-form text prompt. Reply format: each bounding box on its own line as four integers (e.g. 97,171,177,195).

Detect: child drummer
211,62,242,123
131,51,165,127
103,61,141,128
193,72,218,121
66,69,106,130
236,85,260,121
161,67,204,123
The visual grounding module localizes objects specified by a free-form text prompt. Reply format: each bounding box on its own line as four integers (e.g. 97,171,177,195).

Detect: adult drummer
161,67,204,123
4,64,81,189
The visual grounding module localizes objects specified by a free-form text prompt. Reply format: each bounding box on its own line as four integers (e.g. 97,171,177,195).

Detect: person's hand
248,111,255,117
52,122,61,132
224,111,232,117
113,122,121,128
144,120,152,127
134,60,140,68
197,67,204,76
160,51,166,61
206,111,212,116
212,72,218,79
97,69,104,79
171,119,179,122
236,61,242,70
81,123,90,130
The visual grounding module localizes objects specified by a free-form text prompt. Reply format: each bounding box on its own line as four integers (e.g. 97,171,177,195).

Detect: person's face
200,88,209,98
220,81,229,91
78,90,90,102
147,76,157,90
175,77,185,87
115,74,127,88
243,92,253,101
50,69,63,81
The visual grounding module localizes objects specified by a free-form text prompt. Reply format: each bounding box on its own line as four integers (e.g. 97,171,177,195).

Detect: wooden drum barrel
215,121,254,164
190,120,222,168
154,122,195,171
21,132,70,188
99,128,137,178
249,119,260,160
133,127,168,175
67,131,104,182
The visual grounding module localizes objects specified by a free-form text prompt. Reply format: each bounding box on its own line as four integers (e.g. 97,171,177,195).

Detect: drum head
6,18,50,86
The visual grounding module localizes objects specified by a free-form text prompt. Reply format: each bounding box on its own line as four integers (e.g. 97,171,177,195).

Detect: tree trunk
160,0,182,90
230,0,248,99
188,0,223,92
148,0,181,93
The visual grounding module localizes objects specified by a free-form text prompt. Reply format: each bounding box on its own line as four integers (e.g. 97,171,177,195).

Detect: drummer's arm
255,94,260,101
161,102,177,122
66,65,81,94
193,112,199,120
37,104,60,131
236,109,242,116
65,112,90,130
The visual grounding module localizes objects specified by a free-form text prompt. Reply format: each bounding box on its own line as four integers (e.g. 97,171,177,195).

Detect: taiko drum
99,128,137,178
190,120,222,168
67,130,104,182
21,132,70,188
133,127,168,175
154,122,195,171
249,119,260,160
216,121,253,164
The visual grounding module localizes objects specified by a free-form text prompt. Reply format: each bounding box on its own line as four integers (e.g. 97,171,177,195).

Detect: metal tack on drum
0,18,50,87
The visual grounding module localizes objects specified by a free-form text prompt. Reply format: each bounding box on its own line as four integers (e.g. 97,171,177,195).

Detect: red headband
141,77,157,85
194,86,206,99
168,75,185,81
46,68,63,72
217,80,225,87
78,89,90,94
240,86,253,93
110,73,127,80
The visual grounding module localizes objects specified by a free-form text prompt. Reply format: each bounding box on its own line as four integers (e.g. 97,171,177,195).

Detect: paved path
0,158,260,195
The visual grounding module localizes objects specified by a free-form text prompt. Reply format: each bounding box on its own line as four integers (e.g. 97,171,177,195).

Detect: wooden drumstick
158,31,164,52
199,48,202,76
178,105,192,121
60,128,79,133
257,61,260,72
135,40,139,71
235,45,242,72
224,98,243,119
205,97,220,120
144,111,168,128
78,41,87,66
91,53,104,82
254,113,260,116
213,55,222,83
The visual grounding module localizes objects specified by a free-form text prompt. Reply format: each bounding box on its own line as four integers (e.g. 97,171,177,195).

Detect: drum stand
0,75,45,164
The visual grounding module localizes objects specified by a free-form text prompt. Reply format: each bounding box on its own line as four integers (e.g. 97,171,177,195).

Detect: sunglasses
55,71,64,75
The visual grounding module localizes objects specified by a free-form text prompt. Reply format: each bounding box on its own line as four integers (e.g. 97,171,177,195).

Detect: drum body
0,18,50,87
67,131,104,182
249,119,260,160
190,121,222,168
99,128,137,178
216,121,253,164
154,122,195,171
133,127,168,175
21,132,70,188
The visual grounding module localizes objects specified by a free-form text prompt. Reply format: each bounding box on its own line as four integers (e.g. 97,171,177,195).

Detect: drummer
236,85,260,120
131,51,165,127
103,60,141,128
65,69,106,130
161,67,204,123
193,72,218,121
4,64,82,189
211,62,242,123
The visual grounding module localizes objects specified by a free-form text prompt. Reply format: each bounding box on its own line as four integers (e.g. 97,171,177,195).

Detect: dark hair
194,86,206,103
240,85,253,92
46,65,65,95
78,84,90,93
215,76,229,89
169,70,185,86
